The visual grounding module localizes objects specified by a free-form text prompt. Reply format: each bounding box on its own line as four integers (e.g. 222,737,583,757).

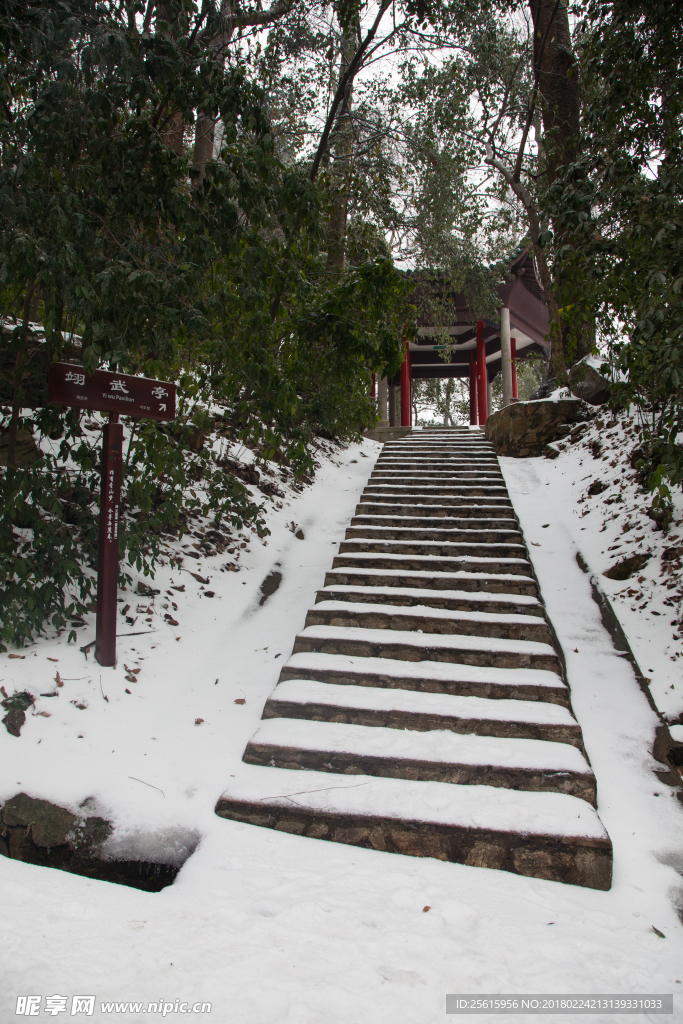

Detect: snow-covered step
316,584,543,617
358,495,514,510
263,679,583,747
364,484,509,495
279,651,568,704
293,624,560,671
345,525,523,543
338,539,527,559
371,471,504,480
241,718,596,804
356,500,516,517
306,600,552,643
324,566,538,597
216,767,611,879
332,551,532,576
351,514,519,530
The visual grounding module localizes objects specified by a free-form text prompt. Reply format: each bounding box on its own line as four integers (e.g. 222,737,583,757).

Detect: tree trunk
529,1,580,186
191,3,234,184
326,25,357,272
7,282,36,470
529,0,594,365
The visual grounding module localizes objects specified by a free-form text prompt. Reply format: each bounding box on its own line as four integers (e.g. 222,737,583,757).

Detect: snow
267,678,577,725
312,599,543,626
324,566,535,585
247,717,592,773
298,624,555,657
220,765,605,837
334,552,530,568
340,539,526,552
2,426,683,1023
499,411,683,724
319,584,541,608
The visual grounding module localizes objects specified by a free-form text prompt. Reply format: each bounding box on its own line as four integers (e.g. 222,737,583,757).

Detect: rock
568,363,610,405
602,553,651,581
259,570,282,606
2,793,78,847
485,399,594,457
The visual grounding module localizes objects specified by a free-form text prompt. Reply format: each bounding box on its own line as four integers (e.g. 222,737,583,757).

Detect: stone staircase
216,429,612,889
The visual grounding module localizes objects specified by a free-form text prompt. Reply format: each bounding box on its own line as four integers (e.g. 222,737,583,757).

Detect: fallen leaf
423,906,431,913
125,688,132,695
55,671,63,688
195,718,204,725
652,926,665,939
47,657,58,662
531,542,541,547
164,615,179,626
125,675,137,683
8,654,25,660
574,648,579,653
234,698,246,705
189,572,209,585
2,708,25,735
0,686,7,699
37,711,51,717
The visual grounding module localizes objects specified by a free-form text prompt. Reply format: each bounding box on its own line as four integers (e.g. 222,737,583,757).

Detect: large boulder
568,362,610,405
485,398,594,457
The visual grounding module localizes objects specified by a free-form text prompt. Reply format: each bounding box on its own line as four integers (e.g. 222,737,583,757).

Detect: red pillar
476,320,488,424
511,336,518,399
469,350,478,425
400,344,411,427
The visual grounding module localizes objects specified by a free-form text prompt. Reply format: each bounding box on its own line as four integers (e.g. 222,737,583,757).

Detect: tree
0,0,410,646
546,0,683,510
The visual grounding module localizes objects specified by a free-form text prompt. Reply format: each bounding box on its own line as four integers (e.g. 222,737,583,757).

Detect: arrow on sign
159,404,166,412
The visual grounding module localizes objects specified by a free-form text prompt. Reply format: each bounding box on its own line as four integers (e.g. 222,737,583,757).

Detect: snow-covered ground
2,426,683,1024
507,410,683,728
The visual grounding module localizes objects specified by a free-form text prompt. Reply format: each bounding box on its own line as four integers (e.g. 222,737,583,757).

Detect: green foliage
0,0,411,647
546,0,683,502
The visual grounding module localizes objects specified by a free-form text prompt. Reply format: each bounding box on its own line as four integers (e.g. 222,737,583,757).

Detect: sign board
47,362,176,667
48,363,176,420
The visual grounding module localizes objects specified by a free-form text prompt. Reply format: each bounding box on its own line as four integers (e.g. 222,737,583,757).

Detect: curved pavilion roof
404,248,549,382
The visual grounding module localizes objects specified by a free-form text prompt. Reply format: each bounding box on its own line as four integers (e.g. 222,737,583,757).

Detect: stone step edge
316,586,544,615
243,741,597,805
262,697,584,747
279,655,568,704
214,798,612,890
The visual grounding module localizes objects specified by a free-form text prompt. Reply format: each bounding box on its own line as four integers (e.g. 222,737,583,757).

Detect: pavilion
378,248,549,426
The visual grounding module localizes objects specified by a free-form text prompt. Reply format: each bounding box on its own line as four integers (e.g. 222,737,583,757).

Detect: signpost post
48,363,176,667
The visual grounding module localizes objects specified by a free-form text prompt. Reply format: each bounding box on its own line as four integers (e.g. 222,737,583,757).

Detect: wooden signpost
48,363,176,668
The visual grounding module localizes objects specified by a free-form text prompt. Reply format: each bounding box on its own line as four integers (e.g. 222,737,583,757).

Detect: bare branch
142,0,155,33
233,0,295,28
309,0,392,182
